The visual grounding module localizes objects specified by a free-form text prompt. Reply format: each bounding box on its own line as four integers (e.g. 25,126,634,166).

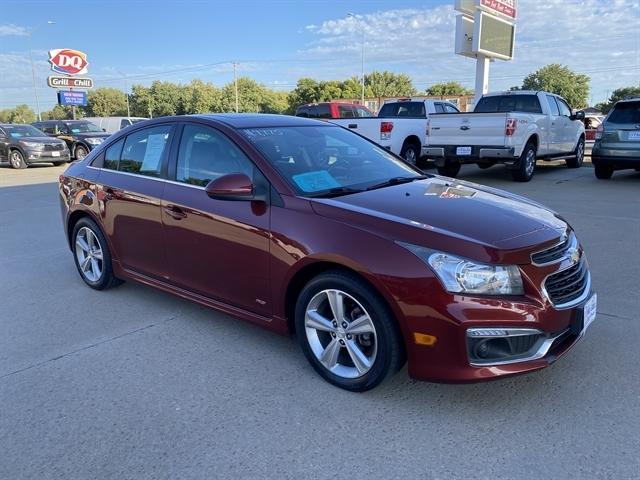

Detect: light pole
348,13,365,106
27,21,55,121
116,70,131,117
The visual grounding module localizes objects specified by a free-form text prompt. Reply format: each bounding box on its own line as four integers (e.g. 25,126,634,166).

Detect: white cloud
0,24,28,36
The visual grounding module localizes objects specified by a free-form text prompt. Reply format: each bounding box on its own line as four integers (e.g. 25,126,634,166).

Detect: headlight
398,242,524,295
85,138,103,145
20,141,44,150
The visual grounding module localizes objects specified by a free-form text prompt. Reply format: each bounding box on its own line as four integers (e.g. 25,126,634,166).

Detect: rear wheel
594,164,614,179
566,138,585,168
477,163,493,170
295,271,404,392
74,145,88,160
53,161,66,166
72,217,122,290
10,150,27,169
400,142,423,169
511,142,536,182
436,162,461,178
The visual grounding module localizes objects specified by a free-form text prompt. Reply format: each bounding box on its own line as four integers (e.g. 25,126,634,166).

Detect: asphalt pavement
1,162,639,479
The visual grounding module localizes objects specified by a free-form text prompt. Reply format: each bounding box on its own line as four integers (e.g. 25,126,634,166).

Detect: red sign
479,0,517,19
48,49,89,76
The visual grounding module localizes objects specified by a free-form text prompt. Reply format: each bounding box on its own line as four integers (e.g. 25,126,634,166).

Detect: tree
148,81,183,117
340,76,365,99
287,78,321,112
0,105,36,123
220,77,284,113
180,80,222,114
83,88,128,117
521,64,590,109
426,81,473,96
595,86,640,113
130,84,154,118
365,71,416,98
41,105,74,120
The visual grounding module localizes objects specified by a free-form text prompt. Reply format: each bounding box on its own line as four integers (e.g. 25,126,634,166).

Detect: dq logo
48,49,89,76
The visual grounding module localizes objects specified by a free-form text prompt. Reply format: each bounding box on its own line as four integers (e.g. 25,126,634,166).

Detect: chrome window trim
87,165,206,190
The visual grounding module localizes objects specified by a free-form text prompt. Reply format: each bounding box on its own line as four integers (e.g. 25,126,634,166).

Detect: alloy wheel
304,289,378,379
525,149,536,177
403,147,417,166
75,226,104,282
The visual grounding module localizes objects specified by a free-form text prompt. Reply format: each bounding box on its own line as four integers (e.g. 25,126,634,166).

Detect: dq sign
48,49,89,76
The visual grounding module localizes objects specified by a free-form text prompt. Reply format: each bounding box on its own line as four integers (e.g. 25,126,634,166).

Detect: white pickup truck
424,91,586,181
330,99,460,168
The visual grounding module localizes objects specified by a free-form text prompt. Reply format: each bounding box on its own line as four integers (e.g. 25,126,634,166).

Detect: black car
0,124,70,169
32,120,111,160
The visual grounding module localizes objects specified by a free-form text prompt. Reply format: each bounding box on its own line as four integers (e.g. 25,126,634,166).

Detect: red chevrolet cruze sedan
58,114,597,391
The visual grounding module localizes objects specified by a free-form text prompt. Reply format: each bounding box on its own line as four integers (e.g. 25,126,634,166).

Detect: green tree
180,80,222,114
365,71,416,98
221,77,287,113
340,76,365,99
83,88,128,117
148,81,183,117
41,105,74,120
595,86,640,113
0,105,36,123
426,81,473,96
521,64,590,109
287,78,321,112
130,84,153,118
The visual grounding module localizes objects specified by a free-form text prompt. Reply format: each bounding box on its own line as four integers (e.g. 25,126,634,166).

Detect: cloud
0,24,28,36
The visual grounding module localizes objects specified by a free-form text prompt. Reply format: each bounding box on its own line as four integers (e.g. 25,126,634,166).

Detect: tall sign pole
474,54,490,104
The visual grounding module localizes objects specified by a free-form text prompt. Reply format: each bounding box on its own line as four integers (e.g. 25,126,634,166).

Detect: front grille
532,234,571,265
44,143,64,151
545,259,589,306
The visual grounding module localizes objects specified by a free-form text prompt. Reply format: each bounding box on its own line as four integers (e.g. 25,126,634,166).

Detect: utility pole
233,62,239,113
27,21,55,121
348,13,366,106
117,70,131,117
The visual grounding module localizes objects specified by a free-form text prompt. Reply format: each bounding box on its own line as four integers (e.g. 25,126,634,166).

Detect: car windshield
241,125,421,196
608,101,640,124
67,122,103,133
4,125,46,138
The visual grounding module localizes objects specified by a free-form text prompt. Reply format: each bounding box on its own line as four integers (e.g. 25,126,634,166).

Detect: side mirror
205,173,258,201
571,111,585,121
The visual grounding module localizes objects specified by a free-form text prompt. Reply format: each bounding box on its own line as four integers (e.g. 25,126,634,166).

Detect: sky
1,0,639,113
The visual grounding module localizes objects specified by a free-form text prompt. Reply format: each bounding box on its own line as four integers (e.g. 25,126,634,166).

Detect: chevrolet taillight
505,118,517,136
595,124,604,140
380,121,394,140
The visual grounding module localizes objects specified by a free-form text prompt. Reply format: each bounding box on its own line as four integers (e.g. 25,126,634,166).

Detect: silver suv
592,98,640,179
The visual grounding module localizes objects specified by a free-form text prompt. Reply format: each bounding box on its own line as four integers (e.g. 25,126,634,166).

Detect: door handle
348,124,357,129
164,205,187,220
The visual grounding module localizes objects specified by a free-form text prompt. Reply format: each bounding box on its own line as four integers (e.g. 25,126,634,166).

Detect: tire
511,142,537,182
477,163,492,170
74,145,88,160
436,162,461,178
53,161,66,166
71,217,122,290
594,164,614,180
400,142,421,168
295,270,405,392
566,138,585,168
9,150,27,169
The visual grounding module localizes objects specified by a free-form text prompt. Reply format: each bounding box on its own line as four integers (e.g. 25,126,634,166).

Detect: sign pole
474,53,490,104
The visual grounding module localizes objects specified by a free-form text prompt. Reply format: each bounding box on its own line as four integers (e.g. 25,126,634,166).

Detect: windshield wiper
306,186,365,198
365,175,428,191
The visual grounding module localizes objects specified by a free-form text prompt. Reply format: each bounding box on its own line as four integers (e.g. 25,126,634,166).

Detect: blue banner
58,90,87,106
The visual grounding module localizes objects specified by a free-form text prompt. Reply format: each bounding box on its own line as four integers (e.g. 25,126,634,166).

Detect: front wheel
72,217,122,290
74,145,88,160
295,271,404,392
10,150,27,169
594,164,614,179
436,162,461,178
566,138,585,168
511,143,536,182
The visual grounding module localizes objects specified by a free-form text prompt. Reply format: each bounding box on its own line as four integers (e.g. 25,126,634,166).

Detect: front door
96,123,175,279
161,122,271,316
545,95,563,155
556,97,578,153
0,128,9,163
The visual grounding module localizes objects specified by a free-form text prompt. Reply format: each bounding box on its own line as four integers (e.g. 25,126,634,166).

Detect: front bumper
425,145,517,165
25,150,71,163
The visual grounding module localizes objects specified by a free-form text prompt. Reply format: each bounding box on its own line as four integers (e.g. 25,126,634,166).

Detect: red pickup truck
295,102,374,119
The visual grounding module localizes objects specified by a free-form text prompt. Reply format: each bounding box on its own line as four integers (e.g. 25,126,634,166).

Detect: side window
316,104,332,119
307,106,318,119
103,138,124,170
546,96,560,116
356,107,371,117
338,105,355,118
434,103,445,113
557,98,571,117
120,119,131,129
176,124,253,187
296,106,309,118
119,125,173,177
445,104,460,113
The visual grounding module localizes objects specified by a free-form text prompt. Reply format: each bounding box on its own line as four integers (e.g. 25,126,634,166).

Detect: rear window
338,105,355,118
378,102,426,118
608,101,640,124
475,95,543,114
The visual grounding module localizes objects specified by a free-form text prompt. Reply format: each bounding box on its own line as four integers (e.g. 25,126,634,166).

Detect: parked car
330,99,460,167
59,114,596,391
583,114,604,142
32,120,111,160
591,98,640,179
0,123,70,169
295,102,374,119
83,116,147,134
424,91,586,181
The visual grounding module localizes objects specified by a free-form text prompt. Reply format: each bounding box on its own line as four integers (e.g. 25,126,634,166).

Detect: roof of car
192,113,329,128
616,97,640,104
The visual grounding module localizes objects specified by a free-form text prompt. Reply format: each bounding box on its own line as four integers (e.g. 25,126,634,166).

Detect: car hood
310,177,568,263
74,132,110,139
17,136,66,144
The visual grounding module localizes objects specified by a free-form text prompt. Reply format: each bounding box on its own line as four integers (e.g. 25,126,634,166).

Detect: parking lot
1,162,639,479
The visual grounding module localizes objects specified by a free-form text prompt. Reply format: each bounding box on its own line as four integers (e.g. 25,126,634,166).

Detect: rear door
161,122,271,316
603,100,640,149
96,123,175,279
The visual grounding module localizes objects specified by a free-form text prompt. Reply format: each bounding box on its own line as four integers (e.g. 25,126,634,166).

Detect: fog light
467,328,545,366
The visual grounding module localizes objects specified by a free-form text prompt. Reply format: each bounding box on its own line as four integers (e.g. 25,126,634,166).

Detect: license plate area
628,131,640,141
456,146,472,155
571,293,597,336
51,151,60,157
